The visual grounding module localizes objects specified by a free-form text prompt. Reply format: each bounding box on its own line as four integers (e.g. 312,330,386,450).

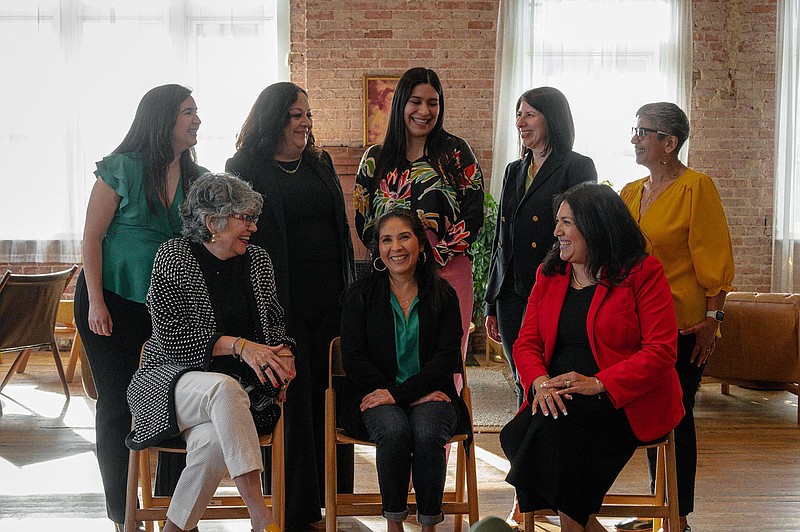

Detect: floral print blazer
354,134,484,266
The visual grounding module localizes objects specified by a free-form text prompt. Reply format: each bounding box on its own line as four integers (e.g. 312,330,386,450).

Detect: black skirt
500,285,640,526
501,389,639,525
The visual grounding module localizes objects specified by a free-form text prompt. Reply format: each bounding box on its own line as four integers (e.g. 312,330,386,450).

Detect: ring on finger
564,379,571,388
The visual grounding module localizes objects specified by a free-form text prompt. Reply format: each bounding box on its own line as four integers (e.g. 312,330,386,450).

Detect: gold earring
210,233,217,243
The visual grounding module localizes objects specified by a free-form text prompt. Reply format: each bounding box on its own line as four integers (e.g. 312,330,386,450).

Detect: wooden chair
523,430,680,532
324,337,479,532
0,266,78,398
54,299,97,400
124,404,285,532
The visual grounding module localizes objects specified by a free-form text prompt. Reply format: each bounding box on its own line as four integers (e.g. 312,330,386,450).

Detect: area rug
466,365,518,432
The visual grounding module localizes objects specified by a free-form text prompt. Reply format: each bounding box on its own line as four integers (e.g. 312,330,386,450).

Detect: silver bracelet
231,336,243,360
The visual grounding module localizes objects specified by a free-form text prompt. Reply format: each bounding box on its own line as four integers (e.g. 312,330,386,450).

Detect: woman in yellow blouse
619,102,734,532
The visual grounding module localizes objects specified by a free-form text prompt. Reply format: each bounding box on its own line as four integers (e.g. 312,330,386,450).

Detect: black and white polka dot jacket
125,237,295,450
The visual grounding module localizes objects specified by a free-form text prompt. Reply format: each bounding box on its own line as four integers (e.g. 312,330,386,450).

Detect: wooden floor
1,351,799,531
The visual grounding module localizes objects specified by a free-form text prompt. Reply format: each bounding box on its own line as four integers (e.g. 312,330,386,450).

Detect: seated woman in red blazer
500,182,684,532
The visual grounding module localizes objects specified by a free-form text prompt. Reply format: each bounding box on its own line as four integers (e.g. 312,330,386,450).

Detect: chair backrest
0,266,78,352
329,337,345,389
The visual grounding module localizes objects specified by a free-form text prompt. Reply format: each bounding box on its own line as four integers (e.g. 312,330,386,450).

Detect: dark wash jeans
361,400,457,526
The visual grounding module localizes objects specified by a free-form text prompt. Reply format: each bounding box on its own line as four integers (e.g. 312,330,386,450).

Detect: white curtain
772,0,800,292
0,0,288,263
491,0,691,198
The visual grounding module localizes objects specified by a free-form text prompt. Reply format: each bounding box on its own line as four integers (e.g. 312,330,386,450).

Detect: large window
0,0,288,262
492,0,690,193
772,0,800,291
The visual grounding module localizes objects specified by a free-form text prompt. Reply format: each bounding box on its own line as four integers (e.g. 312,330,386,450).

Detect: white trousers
167,371,263,529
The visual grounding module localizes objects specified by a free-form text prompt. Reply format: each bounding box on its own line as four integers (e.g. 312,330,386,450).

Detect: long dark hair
372,67,458,190
349,208,453,312
235,82,319,160
542,183,647,285
517,86,575,159
113,84,202,213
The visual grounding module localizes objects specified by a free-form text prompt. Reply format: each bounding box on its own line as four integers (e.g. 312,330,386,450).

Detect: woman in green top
73,84,205,531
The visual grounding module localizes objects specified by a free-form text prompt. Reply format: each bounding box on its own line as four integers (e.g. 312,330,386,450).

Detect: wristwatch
706,310,725,322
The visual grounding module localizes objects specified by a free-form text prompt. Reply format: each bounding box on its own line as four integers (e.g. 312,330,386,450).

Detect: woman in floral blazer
354,67,484,371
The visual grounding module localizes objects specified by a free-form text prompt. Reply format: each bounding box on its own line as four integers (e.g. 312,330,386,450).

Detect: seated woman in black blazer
339,208,471,532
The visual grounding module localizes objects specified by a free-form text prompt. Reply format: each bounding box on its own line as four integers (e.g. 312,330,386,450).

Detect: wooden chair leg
454,442,466,532
16,349,31,373
124,448,140,532
79,346,98,400
51,342,70,398
66,332,81,383
0,350,28,393
272,413,285,529
325,388,338,532
665,435,680,532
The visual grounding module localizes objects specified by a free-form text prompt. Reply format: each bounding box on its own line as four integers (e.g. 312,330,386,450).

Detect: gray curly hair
180,172,263,243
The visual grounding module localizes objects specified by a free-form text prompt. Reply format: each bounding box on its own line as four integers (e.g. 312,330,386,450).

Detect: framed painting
363,75,400,146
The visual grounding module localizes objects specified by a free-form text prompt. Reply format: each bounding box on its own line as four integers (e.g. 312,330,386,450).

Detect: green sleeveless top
96,152,207,303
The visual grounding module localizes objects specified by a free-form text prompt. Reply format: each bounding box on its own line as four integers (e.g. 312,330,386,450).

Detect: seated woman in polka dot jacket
126,173,295,532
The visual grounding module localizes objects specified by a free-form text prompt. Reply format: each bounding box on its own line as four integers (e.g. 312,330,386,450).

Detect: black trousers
495,287,528,409
277,297,354,527
74,272,182,524
647,332,704,517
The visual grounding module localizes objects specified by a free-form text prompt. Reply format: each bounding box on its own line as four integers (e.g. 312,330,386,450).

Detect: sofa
704,292,800,424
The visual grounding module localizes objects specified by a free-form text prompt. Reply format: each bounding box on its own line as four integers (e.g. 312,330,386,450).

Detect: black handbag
210,356,282,435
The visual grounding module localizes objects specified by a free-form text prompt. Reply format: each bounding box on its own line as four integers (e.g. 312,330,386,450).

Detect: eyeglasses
631,126,672,139
231,212,259,225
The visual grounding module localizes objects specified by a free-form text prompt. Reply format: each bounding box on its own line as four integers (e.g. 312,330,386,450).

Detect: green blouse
96,153,206,303
390,292,420,384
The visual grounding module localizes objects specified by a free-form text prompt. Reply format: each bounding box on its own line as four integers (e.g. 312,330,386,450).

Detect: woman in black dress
500,183,684,532
226,82,355,528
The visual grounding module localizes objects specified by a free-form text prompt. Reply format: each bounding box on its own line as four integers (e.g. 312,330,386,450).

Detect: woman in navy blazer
485,87,597,412
340,208,470,531
500,183,683,532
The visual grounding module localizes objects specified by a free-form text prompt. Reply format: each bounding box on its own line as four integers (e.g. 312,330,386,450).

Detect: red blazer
513,255,684,442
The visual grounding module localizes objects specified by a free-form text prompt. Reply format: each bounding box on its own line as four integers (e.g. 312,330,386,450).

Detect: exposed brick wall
295,0,497,174
689,0,776,292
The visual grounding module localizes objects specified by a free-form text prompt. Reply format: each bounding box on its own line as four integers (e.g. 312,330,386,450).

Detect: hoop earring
658,153,669,165
373,257,387,272
419,251,427,264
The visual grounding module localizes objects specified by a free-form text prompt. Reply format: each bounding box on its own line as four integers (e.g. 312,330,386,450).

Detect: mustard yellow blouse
620,168,735,329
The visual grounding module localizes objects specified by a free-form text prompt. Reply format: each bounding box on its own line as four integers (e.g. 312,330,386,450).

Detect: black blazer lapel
522,150,567,202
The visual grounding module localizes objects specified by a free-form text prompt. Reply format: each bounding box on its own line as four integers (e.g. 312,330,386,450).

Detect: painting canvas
363,76,399,146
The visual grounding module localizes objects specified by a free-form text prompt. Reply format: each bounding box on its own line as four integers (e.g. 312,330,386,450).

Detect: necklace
571,268,595,289
390,280,418,311
275,157,302,175
643,167,682,207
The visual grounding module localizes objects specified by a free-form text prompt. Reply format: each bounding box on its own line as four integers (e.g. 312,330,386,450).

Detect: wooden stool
124,410,284,532
524,430,679,531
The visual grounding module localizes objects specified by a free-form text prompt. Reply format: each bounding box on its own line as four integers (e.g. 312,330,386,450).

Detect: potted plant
469,192,499,359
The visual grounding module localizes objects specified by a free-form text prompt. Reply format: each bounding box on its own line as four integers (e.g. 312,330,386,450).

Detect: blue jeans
361,401,457,525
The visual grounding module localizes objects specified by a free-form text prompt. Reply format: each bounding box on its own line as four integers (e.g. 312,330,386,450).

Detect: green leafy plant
471,192,498,323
